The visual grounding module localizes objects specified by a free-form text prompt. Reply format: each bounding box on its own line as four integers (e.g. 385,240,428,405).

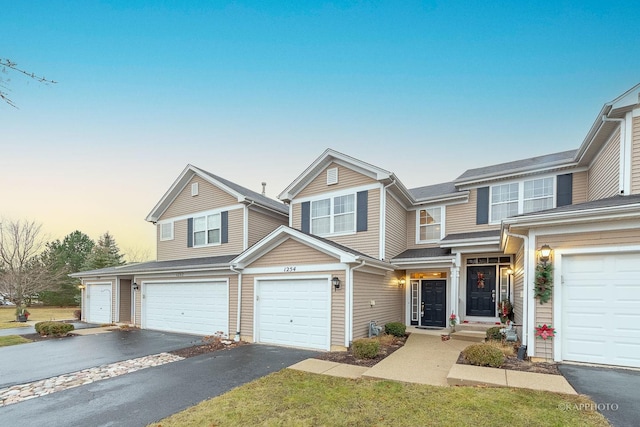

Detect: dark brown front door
466,266,496,317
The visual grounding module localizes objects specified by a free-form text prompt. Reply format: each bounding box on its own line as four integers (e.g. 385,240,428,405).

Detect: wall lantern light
539,244,552,264
398,278,406,287
506,267,514,276
132,282,139,290
78,284,86,290
332,277,341,291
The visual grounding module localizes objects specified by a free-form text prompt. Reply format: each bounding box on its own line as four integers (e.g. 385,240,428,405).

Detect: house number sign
283,266,297,272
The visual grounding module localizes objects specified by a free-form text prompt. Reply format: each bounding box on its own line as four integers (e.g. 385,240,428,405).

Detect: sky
2,1,639,261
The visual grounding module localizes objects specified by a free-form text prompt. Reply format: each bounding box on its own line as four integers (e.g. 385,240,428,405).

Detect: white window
160,222,174,241
311,194,355,235
417,207,443,242
490,177,555,222
193,213,221,246
191,182,199,196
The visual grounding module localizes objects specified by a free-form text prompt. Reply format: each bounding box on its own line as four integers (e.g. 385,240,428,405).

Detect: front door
466,266,496,317
421,280,446,327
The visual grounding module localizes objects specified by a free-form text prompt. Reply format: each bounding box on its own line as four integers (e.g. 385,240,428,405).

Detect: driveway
0,343,317,426
559,364,640,427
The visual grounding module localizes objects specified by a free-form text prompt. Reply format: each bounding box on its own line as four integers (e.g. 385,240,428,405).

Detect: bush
486,326,503,341
462,343,505,368
352,338,380,359
484,340,515,357
384,322,406,337
34,321,75,337
73,309,81,320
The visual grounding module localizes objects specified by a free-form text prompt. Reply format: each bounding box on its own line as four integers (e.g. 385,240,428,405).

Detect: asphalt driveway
0,343,317,426
559,364,640,427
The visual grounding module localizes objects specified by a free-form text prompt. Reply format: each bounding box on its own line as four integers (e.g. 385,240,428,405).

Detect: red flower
535,324,556,340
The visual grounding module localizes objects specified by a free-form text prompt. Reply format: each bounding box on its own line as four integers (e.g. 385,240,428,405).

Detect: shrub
377,333,396,346
34,321,75,337
73,309,81,320
462,343,505,368
484,340,515,357
352,338,380,359
486,326,503,341
384,322,406,337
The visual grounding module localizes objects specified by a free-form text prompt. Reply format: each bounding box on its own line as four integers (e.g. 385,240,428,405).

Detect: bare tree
1,58,57,108
123,245,152,264
0,219,63,305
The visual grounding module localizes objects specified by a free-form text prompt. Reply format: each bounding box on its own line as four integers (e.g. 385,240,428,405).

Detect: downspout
347,259,367,346
504,230,529,359
602,115,626,195
230,264,243,342
379,180,397,260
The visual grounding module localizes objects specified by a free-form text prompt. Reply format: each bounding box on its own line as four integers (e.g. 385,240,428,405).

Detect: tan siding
352,270,403,340
328,188,380,258
297,162,378,199
530,238,553,359
572,171,588,204
247,209,287,247
406,210,417,249
588,128,620,201
631,117,640,195
250,238,338,268
159,175,239,220
119,279,132,323
385,194,407,259
513,246,524,327
157,208,244,261
134,288,141,326
135,273,236,337
291,203,301,230
541,228,640,249
445,189,499,235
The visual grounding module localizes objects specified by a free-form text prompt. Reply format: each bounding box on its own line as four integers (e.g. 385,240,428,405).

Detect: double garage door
562,253,640,368
143,281,228,336
255,278,331,350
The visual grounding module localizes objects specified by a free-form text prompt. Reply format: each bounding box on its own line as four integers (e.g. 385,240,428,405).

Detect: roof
70,255,237,277
146,164,288,222
455,150,578,185
409,182,459,201
441,229,502,241
509,194,640,219
392,247,452,260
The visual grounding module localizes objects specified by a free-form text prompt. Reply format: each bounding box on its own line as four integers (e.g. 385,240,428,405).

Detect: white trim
253,275,332,351
157,204,244,224
290,183,380,204
526,231,537,356
191,182,199,196
159,222,174,241
489,176,557,225
242,263,346,275
243,205,249,251
623,111,633,194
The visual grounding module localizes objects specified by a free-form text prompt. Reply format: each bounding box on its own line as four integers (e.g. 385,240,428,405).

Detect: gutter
230,264,243,342
504,230,530,360
347,260,367,346
379,179,397,260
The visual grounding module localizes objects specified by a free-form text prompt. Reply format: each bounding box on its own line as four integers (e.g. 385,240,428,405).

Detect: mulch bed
456,351,561,375
314,335,407,368
19,333,75,342
169,338,246,358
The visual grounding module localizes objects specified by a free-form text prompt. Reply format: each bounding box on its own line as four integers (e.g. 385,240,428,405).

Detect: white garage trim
85,282,112,324
141,279,229,336
254,275,332,351
553,247,640,367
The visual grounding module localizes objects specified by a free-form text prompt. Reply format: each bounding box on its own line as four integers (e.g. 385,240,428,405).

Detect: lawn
0,306,78,329
152,369,609,427
0,335,32,347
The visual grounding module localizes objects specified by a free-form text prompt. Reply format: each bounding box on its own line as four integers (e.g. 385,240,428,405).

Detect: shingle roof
512,194,640,218
71,255,238,277
298,229,388,263
455,150,577,183
392,247,452,260
409,182,458,201
441,229,501,241
198,168,288,214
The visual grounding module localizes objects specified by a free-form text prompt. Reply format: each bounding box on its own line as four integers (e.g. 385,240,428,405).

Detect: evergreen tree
83,232,125,270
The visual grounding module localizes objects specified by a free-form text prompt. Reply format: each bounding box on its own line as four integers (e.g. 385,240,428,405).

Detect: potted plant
16,306,30,322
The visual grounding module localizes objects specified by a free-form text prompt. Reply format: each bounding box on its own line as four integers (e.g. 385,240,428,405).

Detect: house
73,83,640,368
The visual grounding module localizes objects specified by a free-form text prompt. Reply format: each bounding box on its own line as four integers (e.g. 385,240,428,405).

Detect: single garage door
86,283,112,324
256,278,330,350
562,253,640,368
143,281,228,336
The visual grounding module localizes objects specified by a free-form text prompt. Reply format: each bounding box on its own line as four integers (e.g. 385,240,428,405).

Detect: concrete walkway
289,331,577,394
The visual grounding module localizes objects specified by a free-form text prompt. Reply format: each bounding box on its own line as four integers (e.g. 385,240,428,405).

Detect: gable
245,237,338,268
296,162,379,199
159,175,239,221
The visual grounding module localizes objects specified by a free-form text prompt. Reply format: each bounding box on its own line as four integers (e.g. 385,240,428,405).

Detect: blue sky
2,1,639,259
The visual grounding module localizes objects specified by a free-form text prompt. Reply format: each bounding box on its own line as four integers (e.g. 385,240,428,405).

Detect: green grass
151,369,609,427
0,335,32,347
0,306,78,329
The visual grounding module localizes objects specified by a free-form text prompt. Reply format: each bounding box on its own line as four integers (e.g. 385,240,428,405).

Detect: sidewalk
289,331,577,395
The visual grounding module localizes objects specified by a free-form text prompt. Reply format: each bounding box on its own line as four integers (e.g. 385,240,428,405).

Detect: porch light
332,277,341,291
132,283,139,290
539,244,552,263
506,267,514,276
78,284,85,290
398,278,406,287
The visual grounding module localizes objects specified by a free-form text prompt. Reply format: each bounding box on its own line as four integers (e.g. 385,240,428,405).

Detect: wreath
498,299,513,323
477,272,485,289
534,262,553,304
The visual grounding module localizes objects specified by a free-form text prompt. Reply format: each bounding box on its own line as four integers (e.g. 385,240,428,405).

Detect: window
193,213,221,246
191,182,199,196
327,167,338,185
417,207,442,242
311,194,355,235
490,177,555,222
160,222,174,241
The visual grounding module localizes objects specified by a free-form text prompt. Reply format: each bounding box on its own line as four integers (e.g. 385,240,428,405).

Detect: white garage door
143,281,228,336
86,283,112,324
256,278,330,350
562,253,640,368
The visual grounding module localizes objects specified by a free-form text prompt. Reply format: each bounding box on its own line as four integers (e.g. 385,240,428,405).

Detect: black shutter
187,218,193,247
357,190,368,232
557,174,573,207
476,187,489,225
221,211,229,244
301,201,310,233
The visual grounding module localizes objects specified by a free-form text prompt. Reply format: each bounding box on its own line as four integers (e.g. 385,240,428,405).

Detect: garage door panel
87,284,112,324
562,253,640,368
